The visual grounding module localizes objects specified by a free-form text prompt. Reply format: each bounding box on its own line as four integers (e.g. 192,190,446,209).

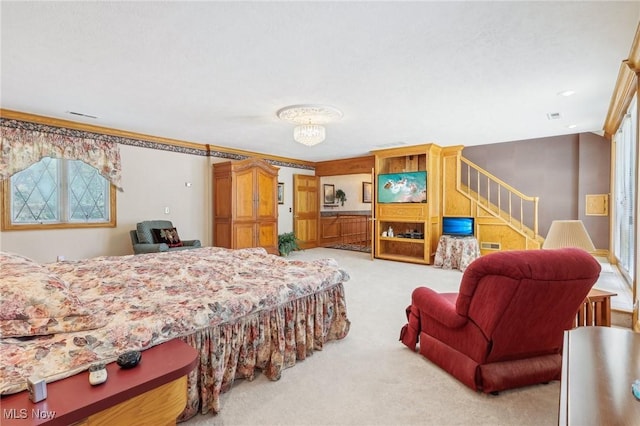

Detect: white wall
320,173,373,213
0,144,313,262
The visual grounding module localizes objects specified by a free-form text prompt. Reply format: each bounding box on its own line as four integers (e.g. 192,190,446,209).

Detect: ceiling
2,1,639,162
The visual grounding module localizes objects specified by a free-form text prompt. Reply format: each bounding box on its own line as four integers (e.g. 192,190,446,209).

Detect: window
613,95,637,283
2,157,116,230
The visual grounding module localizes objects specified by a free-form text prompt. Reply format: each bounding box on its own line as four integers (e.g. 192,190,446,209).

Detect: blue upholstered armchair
130,220,202,254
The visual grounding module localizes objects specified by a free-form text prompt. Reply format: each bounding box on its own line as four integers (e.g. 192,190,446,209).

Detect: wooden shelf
379,236,424,243
376,253,432,264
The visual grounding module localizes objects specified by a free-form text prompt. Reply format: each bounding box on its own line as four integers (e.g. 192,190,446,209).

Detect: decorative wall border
0,116,315,171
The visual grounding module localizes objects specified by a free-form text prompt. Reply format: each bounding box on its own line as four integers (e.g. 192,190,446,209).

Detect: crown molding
603,23,640,140
0,109,315,170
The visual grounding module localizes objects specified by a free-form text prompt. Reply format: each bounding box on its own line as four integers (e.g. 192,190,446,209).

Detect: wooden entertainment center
373,144,442,264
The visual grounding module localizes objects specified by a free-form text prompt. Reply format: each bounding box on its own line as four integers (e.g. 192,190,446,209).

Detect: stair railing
459,156,539,238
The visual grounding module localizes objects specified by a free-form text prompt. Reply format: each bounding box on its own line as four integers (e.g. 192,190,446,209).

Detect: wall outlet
57,255,65,262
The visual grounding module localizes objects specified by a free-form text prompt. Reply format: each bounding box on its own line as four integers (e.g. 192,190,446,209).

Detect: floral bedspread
0,247,350,396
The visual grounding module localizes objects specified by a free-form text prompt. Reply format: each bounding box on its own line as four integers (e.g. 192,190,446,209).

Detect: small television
442,217,475,236
377,171,427,203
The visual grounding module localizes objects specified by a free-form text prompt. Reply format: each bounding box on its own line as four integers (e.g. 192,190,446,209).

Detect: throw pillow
151,228,184,248
0,251,106,338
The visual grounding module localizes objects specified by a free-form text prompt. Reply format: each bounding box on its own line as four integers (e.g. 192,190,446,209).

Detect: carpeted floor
184,248,576,426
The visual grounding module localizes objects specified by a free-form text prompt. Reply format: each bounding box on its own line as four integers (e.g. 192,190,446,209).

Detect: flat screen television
442,217,474,236
377,171,427,203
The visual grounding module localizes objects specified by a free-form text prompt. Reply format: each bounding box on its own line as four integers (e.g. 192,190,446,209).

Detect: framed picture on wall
323,184,336,205
277,182,284,204
362,182,372,203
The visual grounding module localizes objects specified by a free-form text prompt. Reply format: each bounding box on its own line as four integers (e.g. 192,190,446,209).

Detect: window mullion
60,159,69,222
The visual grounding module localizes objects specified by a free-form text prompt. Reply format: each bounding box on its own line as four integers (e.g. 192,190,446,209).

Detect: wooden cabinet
1,339,197,426
372,144,442,264
319,214,371,247
213,158,279,255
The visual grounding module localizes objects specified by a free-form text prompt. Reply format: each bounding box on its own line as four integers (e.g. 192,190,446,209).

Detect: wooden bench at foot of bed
1,339,198,426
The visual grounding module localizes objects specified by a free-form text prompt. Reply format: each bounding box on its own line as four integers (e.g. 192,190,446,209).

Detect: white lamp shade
542,220,596,251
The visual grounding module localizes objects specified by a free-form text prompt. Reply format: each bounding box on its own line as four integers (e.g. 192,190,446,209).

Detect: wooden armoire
212,158,279,255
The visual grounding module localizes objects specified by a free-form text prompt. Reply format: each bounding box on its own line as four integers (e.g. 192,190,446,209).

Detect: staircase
459,156,544,242
442,147,544,252
445,149,634,328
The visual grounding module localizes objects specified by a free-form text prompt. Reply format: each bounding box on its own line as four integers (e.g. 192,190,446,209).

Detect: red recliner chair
400,248,601,394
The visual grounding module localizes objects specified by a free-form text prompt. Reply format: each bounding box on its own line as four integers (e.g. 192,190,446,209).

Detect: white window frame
613,95,637,283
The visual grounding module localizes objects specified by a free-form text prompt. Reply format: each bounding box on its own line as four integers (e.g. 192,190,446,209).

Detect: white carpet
184,248,560,426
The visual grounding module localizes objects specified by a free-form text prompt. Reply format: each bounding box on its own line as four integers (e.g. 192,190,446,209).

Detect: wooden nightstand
2,339,197,426
575,288,617,327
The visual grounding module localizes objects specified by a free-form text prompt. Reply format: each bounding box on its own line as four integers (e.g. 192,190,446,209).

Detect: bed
0,247,351,420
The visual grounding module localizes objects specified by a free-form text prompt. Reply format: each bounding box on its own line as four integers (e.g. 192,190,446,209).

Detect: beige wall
320,173,373,212
1,145,209,263
0,144,311,262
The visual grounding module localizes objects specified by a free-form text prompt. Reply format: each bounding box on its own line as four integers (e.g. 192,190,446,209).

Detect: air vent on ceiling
66,111,98,119
546,112,561,120
480,242,501,251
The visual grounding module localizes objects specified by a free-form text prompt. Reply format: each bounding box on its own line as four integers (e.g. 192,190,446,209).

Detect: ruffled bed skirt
178,282,350,420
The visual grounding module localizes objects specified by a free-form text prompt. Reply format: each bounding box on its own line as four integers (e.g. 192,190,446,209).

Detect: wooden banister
458,156,540,237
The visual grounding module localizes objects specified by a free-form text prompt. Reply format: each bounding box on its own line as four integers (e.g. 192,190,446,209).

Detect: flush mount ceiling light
277,104,343,146
557,90,576,97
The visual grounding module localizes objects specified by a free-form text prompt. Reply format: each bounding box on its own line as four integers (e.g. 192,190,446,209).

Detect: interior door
293,174,319,249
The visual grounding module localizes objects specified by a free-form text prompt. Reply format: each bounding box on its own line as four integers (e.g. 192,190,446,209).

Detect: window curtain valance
0,125,123,190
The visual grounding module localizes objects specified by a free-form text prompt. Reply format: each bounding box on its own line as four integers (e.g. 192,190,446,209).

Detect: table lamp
542,220,596,252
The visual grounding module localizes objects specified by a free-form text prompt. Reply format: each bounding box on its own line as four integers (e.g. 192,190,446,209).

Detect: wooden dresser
212,158,279,254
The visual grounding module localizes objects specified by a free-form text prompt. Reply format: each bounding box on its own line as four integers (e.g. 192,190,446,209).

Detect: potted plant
278,232,300,256
336,189,347,206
